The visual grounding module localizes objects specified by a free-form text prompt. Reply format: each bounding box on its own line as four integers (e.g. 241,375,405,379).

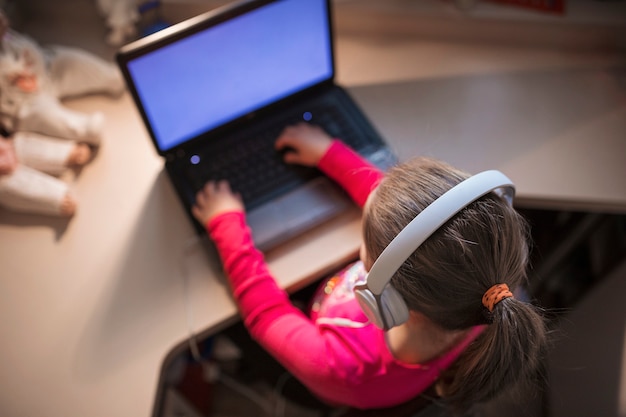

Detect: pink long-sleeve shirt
206,141,482,409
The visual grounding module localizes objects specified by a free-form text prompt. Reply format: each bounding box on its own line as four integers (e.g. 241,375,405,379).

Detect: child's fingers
195,181,217,207
275,131,297,151
215,180,231,194
275,123,311,148
195,187,207,207
282,150,302,165
191,205,202,221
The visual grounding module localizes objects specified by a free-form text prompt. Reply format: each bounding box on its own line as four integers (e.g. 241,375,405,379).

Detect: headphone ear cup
379,285,409,329
355,284,409,330
354,286,385,329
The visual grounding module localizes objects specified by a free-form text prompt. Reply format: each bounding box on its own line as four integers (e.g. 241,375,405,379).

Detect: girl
191,123,547,411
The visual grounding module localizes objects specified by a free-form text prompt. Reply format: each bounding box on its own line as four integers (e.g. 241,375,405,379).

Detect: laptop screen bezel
116,0,336,158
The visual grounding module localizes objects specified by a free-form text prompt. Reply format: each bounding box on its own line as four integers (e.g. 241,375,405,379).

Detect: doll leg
13,132,92,176
17,94,104,146
47,45,125,98
0,165,77,216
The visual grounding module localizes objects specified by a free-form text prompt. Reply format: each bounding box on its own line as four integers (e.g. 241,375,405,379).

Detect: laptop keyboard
183,99,376,210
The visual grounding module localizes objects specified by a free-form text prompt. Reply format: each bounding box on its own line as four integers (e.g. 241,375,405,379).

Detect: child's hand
192,180,244,226
275,122,333,167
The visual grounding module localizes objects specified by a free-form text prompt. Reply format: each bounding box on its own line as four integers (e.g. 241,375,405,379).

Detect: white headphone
354,170,515,330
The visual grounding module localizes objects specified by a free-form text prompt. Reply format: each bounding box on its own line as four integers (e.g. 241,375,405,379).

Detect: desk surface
350,68,626,213
1,3,626,417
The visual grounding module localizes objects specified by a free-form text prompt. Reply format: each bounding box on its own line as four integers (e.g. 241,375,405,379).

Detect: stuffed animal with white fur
0,10,125,217
0,132,92,217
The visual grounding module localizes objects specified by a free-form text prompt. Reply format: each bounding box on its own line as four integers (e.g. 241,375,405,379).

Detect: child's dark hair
362,157,547,411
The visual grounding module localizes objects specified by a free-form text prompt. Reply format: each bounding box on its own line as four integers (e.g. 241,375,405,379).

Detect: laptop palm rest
247,177,351,251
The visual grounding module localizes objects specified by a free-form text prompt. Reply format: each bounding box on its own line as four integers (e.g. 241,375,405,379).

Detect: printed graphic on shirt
309,260,367,320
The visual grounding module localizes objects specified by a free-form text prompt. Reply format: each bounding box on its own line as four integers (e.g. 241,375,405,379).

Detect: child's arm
193,185,297,342
192,183,371,405
275,123,384,207
317,141,383,207
206,210,371,406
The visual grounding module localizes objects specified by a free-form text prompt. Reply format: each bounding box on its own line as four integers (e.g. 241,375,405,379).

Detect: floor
5,0,626,416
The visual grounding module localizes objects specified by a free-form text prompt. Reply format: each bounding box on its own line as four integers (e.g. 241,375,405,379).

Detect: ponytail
438,297,548,411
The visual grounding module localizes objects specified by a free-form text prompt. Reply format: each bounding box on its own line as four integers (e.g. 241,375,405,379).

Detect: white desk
349,68,626,213
1,3,626,417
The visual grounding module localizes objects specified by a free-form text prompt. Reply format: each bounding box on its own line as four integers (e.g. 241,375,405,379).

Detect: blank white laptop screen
125,0,333,152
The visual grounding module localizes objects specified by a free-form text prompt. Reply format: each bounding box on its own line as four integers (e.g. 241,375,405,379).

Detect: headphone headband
366,170,515,295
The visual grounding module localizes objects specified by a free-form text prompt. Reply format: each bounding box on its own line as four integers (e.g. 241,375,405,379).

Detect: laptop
116,0,396,251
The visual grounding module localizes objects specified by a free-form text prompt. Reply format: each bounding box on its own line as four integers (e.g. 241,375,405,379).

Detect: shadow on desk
0,208,71,240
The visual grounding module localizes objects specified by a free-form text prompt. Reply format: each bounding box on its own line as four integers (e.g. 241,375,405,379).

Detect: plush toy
96,0,139,46
0,132,92,216
0,10,125,217
0,12,125,143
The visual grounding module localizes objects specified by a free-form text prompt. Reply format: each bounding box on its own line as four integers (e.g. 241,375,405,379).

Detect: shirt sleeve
206,141,383,362
207,212,357,394
317,140,384,207
207,211,303,334
204,144,389,406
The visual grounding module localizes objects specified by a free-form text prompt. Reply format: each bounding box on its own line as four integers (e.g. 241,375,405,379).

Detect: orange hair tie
482,284,514,312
